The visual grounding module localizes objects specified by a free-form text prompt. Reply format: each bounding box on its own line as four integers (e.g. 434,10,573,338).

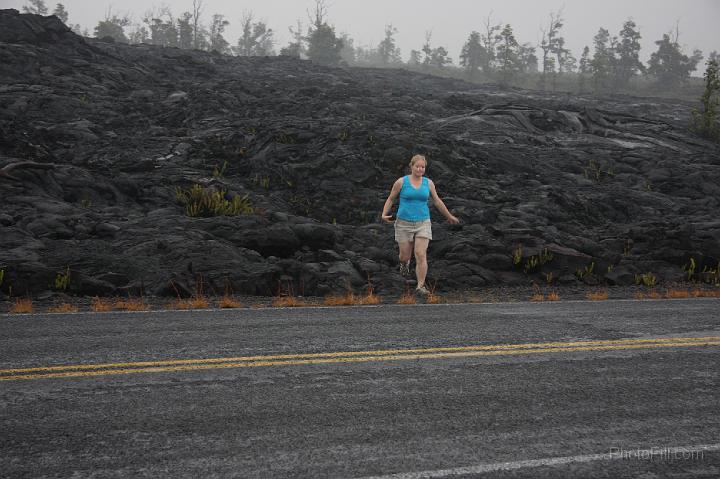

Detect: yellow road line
1,336,718,375
1,337,719,382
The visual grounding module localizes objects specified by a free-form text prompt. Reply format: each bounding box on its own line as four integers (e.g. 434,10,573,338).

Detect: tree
377,24,402,65
338,33,355,64
460,31,486,79
421,31,433,68
143,7,178,47
307,24,343,65
495,23,520,86
94,9,130,43
578,45,591,92
480,13,501,73
692,59,720,141
614,19,644,89
408,50,422,66
518,43,538,73
420,31,451,69
235,12,275,56
52,3,68,23
209,14,230,54
539,9,565,90
306,0,343,66
280,21,305,58
591,27,614,91
191,0,205,50
177,12,194,49
22,0,48,15
647,28,703,89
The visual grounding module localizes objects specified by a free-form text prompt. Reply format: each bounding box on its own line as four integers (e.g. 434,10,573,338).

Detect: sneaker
399,261,410,277
415,285,430,296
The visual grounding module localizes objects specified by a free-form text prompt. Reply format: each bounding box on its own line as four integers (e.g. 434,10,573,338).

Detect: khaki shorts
394,219,432,243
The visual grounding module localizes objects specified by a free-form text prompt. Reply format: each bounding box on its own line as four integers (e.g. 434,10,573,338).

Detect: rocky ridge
1,9,719,299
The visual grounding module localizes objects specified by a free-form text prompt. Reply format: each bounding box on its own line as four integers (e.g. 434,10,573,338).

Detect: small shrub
530,294,545,302
54,267,71,291
175,184,253,217
10,298,34,314
635,272,657,287
547,292,560,301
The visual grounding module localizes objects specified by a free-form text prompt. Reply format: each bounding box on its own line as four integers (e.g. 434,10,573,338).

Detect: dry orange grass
397,290,417,304
272,296,307,307
530,294,545,302
634,292,646,300
586,290,609,301
91,297,113,312
692,288,720,298
115,298,150,311
219,296,243,308
48,303,78,313
9,298,34,314
324,292,357,306
547,292,561,301
665,289,690,299
167,296,211,310
360,292,382,305
426,293,443,304
647,290,663,300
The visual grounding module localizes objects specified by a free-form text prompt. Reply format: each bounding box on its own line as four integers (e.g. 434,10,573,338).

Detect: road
1,299,719,478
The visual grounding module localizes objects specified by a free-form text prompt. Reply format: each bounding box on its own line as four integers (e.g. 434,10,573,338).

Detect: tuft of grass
547,292,561,301
360,291,381,305
9,298,34,314
634,292,646,300
426,293,442,304
48,303,78,313
530,294,545,302
115,298,150,311
324,291,357,306
272,296,307,307
647,290,662,300
219,296,244,308
665,289,690,299
586,290,609,301
397,289,417,304
91,297,113,312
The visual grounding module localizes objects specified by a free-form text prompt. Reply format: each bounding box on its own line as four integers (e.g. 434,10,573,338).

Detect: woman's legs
413,237,430,288
398,240,413,269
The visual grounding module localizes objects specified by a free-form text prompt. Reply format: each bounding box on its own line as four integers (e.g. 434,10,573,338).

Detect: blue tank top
397,176,431,221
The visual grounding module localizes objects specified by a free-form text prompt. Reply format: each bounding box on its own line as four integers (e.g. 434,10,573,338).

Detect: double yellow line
2,336,719,382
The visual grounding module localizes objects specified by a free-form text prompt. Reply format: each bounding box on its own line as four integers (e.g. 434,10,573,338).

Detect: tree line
20,0,720,95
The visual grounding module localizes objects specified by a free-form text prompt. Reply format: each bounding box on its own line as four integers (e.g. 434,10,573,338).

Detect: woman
381,154,459,295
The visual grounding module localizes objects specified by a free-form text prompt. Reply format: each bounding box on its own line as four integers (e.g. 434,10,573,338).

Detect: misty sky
3,0,719,65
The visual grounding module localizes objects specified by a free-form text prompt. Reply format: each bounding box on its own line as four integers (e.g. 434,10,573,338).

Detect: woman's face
411,160,426,177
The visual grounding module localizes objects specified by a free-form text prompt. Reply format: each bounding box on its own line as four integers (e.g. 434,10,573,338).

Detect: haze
2,0,718,63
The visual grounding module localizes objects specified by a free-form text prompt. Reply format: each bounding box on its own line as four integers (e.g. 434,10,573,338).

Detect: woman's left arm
429,180,459,224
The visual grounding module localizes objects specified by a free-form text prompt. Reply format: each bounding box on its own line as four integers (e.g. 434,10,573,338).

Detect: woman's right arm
381,178,402,223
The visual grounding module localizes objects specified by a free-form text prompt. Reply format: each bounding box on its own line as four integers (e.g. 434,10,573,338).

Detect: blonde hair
409,154,427,167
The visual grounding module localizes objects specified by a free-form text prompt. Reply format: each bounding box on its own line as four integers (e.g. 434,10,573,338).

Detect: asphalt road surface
1,299,719,478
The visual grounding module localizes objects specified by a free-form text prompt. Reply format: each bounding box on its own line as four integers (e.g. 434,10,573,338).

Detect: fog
2,0,718,64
